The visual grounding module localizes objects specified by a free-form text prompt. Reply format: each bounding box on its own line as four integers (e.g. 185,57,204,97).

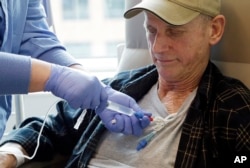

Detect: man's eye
167,29,183,37
146,27,156,34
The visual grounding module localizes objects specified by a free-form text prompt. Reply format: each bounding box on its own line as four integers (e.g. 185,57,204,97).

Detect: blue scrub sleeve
0,52,31,94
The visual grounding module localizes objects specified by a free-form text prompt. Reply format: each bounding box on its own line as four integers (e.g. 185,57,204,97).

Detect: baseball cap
124,0,221,25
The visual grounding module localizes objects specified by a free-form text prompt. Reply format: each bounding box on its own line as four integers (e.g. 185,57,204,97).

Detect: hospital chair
18,0,250,167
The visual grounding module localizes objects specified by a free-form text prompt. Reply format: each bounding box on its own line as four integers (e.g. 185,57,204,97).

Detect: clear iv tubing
1,100,59,161
3,100,152,161
8,100,141,160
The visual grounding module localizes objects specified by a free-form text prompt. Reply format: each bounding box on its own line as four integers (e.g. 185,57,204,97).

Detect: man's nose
152,34,171,53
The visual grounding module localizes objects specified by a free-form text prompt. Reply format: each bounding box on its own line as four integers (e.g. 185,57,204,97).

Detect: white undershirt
89,84,197,168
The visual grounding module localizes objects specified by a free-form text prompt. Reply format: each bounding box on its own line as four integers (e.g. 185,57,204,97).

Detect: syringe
106,100,153,121
106,100,134,116
74,100,153,130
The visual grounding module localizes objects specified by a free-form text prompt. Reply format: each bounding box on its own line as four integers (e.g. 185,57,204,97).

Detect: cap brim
124,0,200,25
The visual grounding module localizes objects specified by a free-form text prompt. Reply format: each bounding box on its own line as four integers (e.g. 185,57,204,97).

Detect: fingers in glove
131,116,144,136
95,88,108,113
106,114,124,133
140,116,151,129
122,115,133,135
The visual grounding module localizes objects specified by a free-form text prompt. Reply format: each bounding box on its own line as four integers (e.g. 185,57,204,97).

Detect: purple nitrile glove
96,86,152,136
45,64,107,110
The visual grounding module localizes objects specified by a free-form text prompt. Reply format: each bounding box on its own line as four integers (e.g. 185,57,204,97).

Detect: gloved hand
96,87,152,136
45,64,107,110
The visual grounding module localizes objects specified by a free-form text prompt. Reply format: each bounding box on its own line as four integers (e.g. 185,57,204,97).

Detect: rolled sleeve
0,53,31,94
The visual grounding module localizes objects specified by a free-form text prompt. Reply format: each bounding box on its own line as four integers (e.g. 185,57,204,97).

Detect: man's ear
209,15,226,45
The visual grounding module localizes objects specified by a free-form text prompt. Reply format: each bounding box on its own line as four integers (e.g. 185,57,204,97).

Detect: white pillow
117,46,153,73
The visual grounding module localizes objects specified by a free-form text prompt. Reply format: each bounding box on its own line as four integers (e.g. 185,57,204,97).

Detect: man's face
144,12,211,83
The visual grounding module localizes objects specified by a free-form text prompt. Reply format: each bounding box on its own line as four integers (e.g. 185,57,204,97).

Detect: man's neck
157,77,200,114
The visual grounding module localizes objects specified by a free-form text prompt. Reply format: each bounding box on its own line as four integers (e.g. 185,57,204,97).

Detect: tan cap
124,0,221,25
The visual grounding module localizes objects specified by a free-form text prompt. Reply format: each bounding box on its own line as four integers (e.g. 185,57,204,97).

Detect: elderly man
0,0,250,167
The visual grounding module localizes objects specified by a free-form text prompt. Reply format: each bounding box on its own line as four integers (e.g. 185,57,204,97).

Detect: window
50,0,126,78
62,0,89,19
106,41,123,57
104,0,125,18
64,42,91,58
